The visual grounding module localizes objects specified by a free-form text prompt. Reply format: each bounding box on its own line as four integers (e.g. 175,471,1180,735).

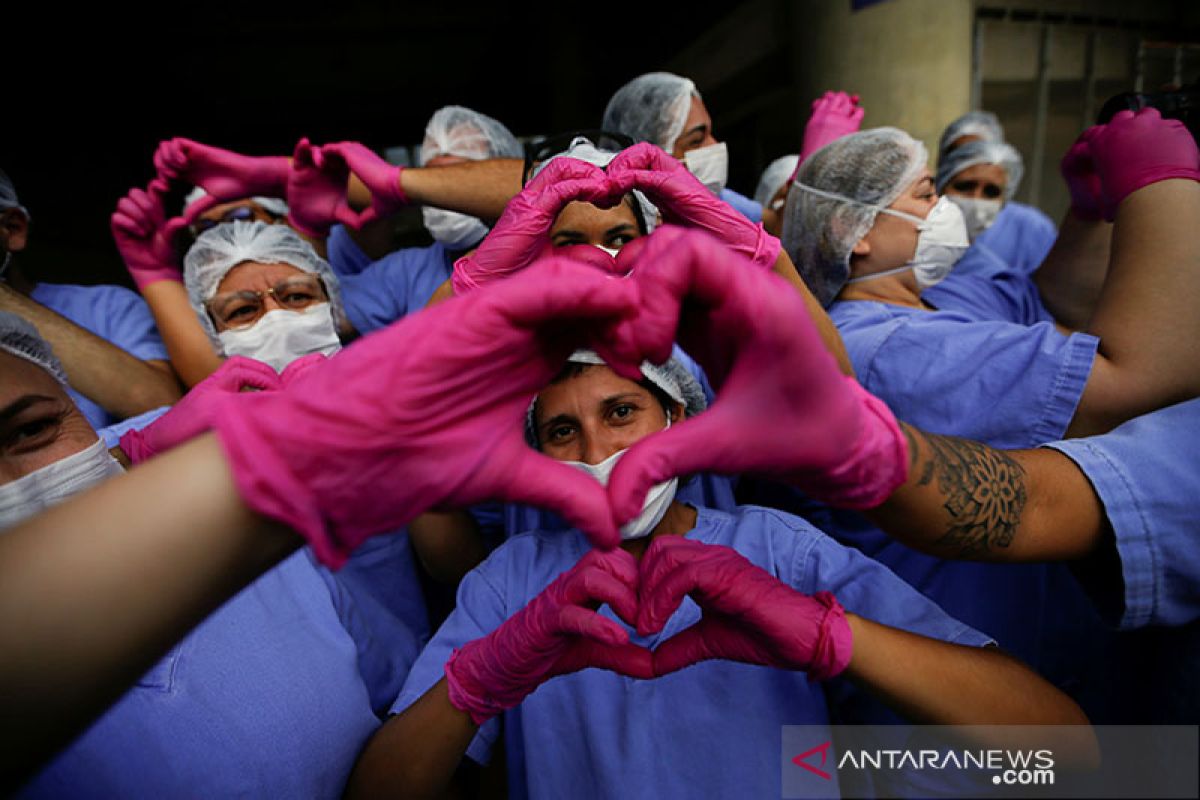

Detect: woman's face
534,365,680,465
208,261,325,333
671,95,719,159
942,163,1007,201
851,168,938,278
0,352,97,485
549,200,641,251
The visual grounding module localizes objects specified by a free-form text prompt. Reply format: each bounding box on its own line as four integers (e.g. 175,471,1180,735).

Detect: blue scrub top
394,505,992,800
922,263,1057,327
30,282,170,430
720,186,763,222
339,242,458,335
974,200,1057,275
20,550,422,798
326,224,374,276
1043,397,1200,630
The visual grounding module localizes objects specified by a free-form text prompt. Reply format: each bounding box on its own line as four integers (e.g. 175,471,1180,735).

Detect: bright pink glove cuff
749,226,782,271
801,378,909,509
444,645,509,726
450,255,485,296
373,165,410,216
116,429,155,466
1102,167,1200,221
128,266,185,292
804,591,853,682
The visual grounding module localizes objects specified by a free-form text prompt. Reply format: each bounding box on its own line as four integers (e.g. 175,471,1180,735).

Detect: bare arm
865,424,1104,563
1071,179,1200,436
0,434,300,790
1033,210,1113,330
0,283,183,417
345,678,478,799
408,510,489,585
774,249,853,376
348,159,524,224
140,280,225,388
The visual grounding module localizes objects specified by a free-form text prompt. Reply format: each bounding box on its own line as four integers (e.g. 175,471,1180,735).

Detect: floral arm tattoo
902,425,1028,559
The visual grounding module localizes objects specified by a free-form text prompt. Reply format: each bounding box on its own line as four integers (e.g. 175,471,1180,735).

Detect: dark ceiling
7,3,729,285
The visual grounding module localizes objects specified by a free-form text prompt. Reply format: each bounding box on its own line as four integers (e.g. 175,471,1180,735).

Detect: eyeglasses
206,275,328,330
193,205,259,234
522,129,636,187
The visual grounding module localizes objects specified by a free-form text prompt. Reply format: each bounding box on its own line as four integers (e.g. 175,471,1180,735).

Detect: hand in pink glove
118,357,281,465
637,537,852,680
800,91,864,163
601,226,908,527
451,157,616,294
319,141,410,226
153,137,290,221
285,138,361,238
210,255,639,566
110,178,191,290
606,142,780,271
445,548,652,725
1085,108,1200,221
1059,132,1105,222
278,352,328,387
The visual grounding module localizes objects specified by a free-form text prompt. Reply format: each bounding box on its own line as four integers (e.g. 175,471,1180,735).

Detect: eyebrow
605,223,636,237
681,124,708,141
914,177,935,193
0,395,57,425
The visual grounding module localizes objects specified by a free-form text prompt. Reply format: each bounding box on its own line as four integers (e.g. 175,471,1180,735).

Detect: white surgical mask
217,303,342,373
682,142,729,195
0,438,125,530
946,195,1002,241
422,207,490,250
563,418,678,540
847,195,970,290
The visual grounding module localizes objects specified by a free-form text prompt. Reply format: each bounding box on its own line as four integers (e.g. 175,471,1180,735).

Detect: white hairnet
184,186,289,219
936,139,1024,198
525,349,707,447
937,111,1005,157
419,105,522,165
754,155,801,207
183,220,347,348
602,72,699,151
0,311,67,385
781,128,928,307
531,136,658,234
0,169,30,220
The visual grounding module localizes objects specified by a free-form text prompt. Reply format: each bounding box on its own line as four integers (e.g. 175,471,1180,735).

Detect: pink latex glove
602,226,909,527
118,357,282,465
153,137,289,222
444,548,652,725
1059,132,1105,222
637,537,852,680
799,91,864,164
319,141,410,226
1085,108,1200,221
606,143,780,271
209,255,639,566
285,137,361,238
451,157,617,295
110,177,191,290
278,352,328,387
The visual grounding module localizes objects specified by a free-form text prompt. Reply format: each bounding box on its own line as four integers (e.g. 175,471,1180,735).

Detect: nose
580,432,619,467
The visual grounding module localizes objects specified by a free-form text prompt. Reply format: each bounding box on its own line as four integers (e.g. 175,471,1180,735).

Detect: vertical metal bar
1082,29,1097,131
1029,23,1052,207
971,14,985,110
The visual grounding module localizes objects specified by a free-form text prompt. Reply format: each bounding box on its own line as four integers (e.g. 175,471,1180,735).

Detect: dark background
5,3,738,287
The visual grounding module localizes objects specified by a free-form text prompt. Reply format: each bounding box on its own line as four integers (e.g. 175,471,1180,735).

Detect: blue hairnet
937,111,1005,158
754,155,800,207
781,128,928,307
0,311,67,385
183,220,347,349
936,139,1024,198
420,106,522,164
602,72,699,151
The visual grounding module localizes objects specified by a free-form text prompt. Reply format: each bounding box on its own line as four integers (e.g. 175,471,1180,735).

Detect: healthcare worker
936,111,1057,275
0,257,639,789
346,346,1089,799
0,312,418,798
0,169,181,428
601,71,763,221
774,109,1200,715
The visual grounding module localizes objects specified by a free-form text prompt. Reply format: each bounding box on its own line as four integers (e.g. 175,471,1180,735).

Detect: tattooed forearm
914,430,1028,559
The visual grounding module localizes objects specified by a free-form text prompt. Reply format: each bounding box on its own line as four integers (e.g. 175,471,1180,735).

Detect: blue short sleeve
1041,398,1200,630
975,201,1057,275
326,224,374,276
719,187,763,222
832,301,1096,448
923,269,1056,326
98,405,170,448
339,243,454,335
